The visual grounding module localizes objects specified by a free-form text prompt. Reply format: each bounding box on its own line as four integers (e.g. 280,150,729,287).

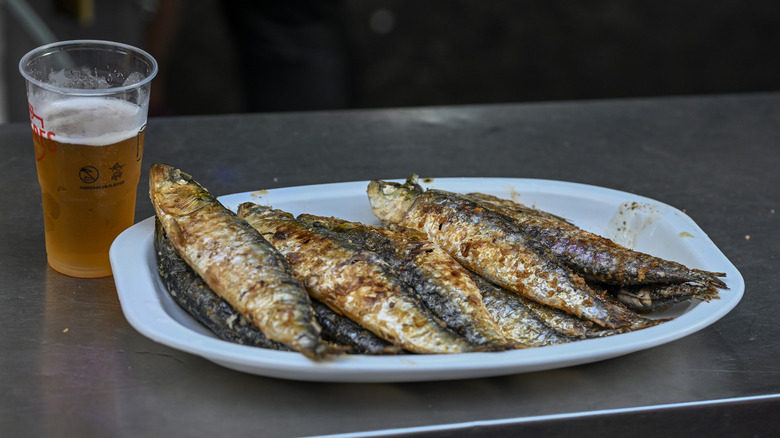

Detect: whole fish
237,202,479,354
154,218,290,350
297,214,516,350
465,192,727,288
367,177,654,330
149,163,333,359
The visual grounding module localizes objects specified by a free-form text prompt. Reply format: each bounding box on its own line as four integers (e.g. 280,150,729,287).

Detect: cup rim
19,39,159,96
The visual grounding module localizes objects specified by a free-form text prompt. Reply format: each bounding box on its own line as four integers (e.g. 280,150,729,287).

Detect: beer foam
34,97,144,146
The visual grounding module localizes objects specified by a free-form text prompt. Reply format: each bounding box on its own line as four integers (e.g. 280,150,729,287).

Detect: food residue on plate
251,189,269,199
605,201,662,248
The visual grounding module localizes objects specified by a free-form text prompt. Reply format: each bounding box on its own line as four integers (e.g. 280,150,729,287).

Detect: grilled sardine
297,214,516,350
149,164,332,359
367,177,654,330
237,203,478,354
466,192,727,288
154,218,290,350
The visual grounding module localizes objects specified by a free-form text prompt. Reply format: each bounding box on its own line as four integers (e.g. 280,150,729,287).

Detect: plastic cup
19,40,157,278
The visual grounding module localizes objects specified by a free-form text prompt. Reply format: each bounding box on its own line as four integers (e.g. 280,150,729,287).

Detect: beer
30,97,145,278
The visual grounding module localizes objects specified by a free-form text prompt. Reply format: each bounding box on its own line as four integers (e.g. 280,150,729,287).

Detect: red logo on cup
29,103,57,162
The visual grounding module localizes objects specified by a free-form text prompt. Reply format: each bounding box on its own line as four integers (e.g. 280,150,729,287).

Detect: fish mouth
150,163,214,216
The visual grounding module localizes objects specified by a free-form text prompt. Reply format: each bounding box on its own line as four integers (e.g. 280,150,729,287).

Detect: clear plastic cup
19,40,157,278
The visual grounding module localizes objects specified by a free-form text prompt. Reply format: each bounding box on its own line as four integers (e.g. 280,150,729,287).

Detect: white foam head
33,97,144,146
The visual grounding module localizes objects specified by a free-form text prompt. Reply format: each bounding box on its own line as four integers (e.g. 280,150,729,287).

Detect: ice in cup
19,40,157,278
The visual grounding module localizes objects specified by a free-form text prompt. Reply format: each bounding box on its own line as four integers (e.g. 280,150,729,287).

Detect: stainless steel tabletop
2,93,779,437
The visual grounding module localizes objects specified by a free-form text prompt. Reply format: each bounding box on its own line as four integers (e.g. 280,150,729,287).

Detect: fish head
149,163,214,218
367,179,422,224
236,202,297,236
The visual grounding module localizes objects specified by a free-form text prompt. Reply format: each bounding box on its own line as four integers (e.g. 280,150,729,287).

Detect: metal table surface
1,93,778,437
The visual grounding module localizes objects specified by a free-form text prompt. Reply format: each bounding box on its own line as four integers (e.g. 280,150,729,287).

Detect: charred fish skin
297,214,515,350
367,178,651,330
468,192,727,289
469,274,574,347
149,164,331,359
465,192,572,224
518,289,625,338
237,202,478,354
469,272,622,340
311,300,402,355
154,218,290,350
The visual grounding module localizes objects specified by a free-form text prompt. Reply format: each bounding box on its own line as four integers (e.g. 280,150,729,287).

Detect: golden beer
30,98,145,278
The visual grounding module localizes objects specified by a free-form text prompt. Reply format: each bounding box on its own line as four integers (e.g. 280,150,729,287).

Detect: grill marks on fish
149,164,332,359
297,214,516,350
237,203,478,354
367,179,655,330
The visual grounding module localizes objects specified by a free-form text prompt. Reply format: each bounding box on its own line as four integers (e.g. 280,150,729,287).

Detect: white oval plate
110,178,744,382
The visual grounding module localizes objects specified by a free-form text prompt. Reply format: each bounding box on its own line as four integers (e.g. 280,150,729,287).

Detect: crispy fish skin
149,164,331,359
310,300,402,354
237,203,477,354
465,192,572,224
469,274,574,347
154,218,290,350
517,289,626,338
367,178,652,330
297,214,516,350
467,192,727,288
469,272,623,339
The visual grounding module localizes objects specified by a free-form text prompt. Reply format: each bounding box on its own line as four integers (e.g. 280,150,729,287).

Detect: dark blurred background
3,0,780,123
